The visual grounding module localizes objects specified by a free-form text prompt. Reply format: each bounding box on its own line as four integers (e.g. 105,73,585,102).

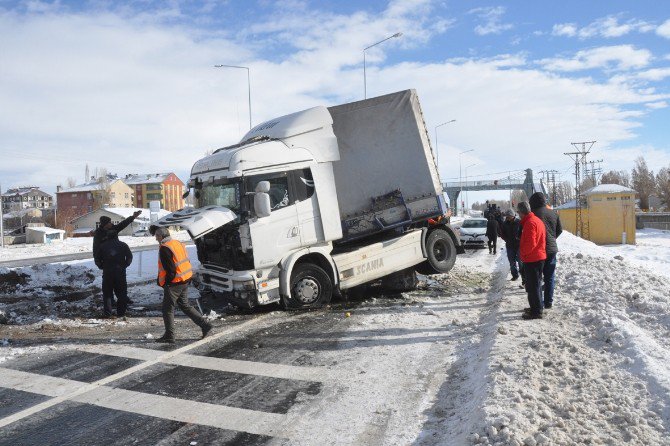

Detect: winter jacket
95,238,133,271
529,192,563,255
93,215,137,263
486,217,499,239
500,217,522,249
519,212,546,263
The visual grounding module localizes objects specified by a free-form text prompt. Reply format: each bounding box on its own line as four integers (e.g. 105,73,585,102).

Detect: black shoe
126,299,134,305
101,314,117,319
155,336,175,344
511,276,519,281
544,303,553,309
522,312,542,320
201,324,213,339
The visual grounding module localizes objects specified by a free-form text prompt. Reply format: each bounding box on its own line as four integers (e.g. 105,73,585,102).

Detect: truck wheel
422,229,457,274
286,263,333,309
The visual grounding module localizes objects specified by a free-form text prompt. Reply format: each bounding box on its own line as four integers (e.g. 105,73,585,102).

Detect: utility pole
540,169,559,207
565,141,595,238
585,160,603,186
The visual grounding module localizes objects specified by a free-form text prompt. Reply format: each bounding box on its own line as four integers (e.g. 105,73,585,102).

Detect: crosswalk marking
76,344,328,382
0,368,287,438
0,316,282,434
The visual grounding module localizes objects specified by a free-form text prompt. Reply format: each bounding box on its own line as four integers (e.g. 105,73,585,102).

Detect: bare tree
92,168,112,210
66,177,77,188
632,157,656,210
657,166,670,209
600,170,630,187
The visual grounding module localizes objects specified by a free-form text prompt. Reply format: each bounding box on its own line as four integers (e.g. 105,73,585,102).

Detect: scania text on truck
153,90,464,310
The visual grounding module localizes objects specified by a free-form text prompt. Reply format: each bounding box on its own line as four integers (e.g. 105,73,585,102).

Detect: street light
458,149,474,215
434,119,456,167
214,64,252,130
363,32,402,99
464,163,478,213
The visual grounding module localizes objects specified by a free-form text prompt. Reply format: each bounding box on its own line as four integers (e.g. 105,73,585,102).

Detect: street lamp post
464,163,478,213
363,32,402,99
214,64,252,130
434,119,456,168
458,149,474,216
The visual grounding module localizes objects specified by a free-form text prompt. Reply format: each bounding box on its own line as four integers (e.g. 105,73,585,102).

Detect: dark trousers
523,260,545,316
102,268,128,316
543,253,557,306
162,282,207,339
505,245,522,278
487,236,497,253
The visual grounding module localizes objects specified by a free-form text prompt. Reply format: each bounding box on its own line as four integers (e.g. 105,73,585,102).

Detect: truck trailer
153,89,464,310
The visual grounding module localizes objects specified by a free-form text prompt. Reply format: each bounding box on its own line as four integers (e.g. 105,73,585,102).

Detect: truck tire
286,263,333,309
420,228,457,274
381,267,418,292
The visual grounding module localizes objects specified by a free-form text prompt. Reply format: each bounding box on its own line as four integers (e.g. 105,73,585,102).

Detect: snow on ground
0,230,191,262
600,228,670,278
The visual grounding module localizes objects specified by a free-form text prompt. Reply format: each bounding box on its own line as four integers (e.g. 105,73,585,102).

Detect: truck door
247,173,302,269
289,168,322,245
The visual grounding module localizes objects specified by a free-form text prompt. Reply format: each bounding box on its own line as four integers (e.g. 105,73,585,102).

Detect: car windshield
462,219,487,228
196,180,241,213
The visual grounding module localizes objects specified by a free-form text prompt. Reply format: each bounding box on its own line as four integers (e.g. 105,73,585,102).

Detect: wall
587,193,636,245
108,181,134,208
72,209,139,236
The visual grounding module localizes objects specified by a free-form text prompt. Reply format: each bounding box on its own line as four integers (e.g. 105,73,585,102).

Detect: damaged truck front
154,90,463,310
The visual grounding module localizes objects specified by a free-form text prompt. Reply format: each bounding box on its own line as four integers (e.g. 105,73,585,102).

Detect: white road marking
76,344,328,382
0,316,294,437
0,368,286,438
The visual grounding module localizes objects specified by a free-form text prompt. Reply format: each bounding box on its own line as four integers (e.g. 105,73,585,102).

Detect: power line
565,141,596,239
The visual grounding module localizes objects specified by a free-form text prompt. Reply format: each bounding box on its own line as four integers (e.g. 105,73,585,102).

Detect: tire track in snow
414,250,509,445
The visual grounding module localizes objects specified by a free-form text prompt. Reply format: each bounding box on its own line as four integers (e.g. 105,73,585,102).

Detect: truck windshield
196,180,241,212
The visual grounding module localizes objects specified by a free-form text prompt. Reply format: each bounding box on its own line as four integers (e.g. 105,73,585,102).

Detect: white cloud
553,15,655,39
645,101,668,109
552,23,577,37
0,3,668,195
540,45,652,72
658,19,670,38
637,67,670,81
469,6,513,36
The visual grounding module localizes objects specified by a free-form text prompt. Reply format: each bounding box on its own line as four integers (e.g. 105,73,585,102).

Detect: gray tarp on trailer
328,89,446,241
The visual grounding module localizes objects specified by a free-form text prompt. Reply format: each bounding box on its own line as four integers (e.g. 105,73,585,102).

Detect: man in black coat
93,210,141,304
499,209,523,281
486,215,499,254
95,230,133,318
528,192,563,309
93,211,142,264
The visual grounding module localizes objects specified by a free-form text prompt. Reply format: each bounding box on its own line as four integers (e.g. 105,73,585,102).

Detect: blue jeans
543,253,557,306
506,245,522,278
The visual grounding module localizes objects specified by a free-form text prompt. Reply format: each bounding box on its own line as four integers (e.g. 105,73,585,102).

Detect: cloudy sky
1,0,670,205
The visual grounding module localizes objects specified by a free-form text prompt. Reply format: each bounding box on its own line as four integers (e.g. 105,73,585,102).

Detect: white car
457,217,488,249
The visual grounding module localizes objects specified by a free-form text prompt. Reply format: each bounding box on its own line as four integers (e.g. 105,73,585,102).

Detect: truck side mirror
254,181,272,218
182,189,190,199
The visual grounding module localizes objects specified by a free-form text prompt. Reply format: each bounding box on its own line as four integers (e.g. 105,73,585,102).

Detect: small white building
26,226,65,244
70,207,171,236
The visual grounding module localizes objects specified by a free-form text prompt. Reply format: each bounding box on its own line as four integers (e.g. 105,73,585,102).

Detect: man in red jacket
517,201,547,320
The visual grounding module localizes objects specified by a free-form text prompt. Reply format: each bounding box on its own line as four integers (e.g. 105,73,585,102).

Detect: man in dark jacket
95,230,133,318
486,215,499,254
499,209,522,281
93,210,141,305
93,211,142,264
528,192,563,309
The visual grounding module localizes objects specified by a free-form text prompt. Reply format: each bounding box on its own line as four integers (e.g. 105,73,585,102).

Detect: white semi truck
153,90,464,310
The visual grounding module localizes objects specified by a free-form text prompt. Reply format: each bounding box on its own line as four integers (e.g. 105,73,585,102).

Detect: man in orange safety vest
154,227,213,343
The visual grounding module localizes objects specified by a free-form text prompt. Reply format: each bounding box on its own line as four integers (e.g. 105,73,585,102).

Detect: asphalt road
0,306,371,445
